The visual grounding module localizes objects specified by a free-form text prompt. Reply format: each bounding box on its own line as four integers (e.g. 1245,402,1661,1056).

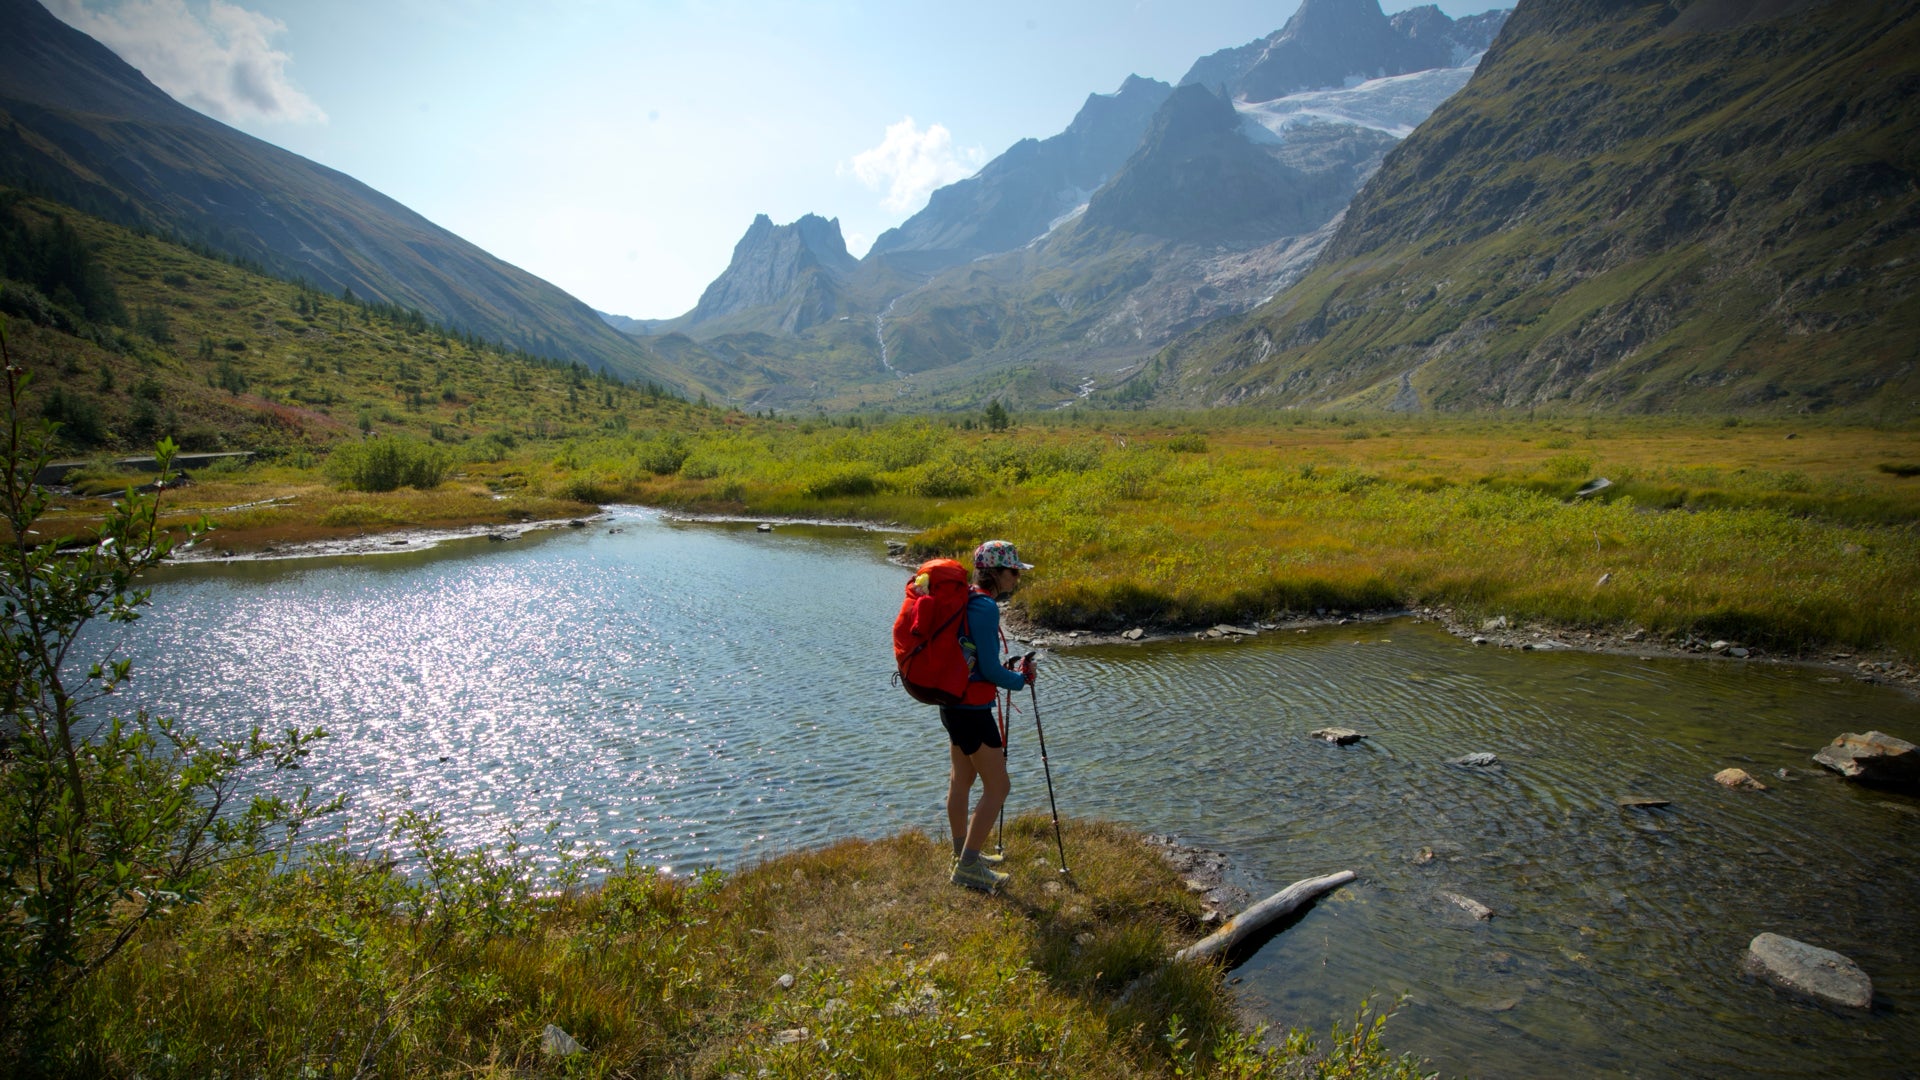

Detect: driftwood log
1174,870,1356,964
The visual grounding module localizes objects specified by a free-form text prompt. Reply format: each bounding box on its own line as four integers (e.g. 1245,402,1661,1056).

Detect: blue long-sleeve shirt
958,592,1027,699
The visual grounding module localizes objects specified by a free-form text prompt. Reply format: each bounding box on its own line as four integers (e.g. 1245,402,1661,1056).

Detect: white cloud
48,0,326,125
842,117,982,214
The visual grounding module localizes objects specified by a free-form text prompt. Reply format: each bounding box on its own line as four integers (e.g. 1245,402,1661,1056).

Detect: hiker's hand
1019,656,1037,685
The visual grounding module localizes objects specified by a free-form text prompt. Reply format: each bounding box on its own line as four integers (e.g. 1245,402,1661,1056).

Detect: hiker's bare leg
947,744,978,856
961,745,1009,855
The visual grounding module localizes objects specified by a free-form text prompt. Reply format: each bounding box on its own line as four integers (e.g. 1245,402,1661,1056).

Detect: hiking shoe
950,858,1010,892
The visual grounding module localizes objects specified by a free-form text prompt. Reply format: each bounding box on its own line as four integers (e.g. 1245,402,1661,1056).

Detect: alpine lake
106,507,1918,1078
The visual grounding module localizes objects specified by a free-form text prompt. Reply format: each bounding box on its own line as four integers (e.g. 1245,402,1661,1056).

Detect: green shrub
325,436,451,492
801,466,879,499
1165,433,1209,453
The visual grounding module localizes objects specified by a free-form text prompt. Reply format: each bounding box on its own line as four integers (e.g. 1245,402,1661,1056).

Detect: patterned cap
973,540,1034,571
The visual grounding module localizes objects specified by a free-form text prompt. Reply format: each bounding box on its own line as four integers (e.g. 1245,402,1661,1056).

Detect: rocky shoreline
165,514,609,563
1006,603,1920,697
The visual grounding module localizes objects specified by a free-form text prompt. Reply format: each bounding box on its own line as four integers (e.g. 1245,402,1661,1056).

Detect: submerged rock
1745,933,1873,1009
1311,727,1365,745
1813,731,1919,789
1440,890,1495,919
1449,752,1499,767
1617,796,1671,809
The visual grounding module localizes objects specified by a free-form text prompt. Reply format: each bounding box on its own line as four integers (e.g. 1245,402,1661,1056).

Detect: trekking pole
1029,679,1069,875
995,688,1010,854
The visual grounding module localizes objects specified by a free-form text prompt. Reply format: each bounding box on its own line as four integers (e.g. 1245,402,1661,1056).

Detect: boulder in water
1449,752,1499,767
1745,933,1873,1009
1813,731,1919,789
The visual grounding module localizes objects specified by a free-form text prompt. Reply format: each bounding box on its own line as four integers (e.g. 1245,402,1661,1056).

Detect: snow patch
1235,57,1483,141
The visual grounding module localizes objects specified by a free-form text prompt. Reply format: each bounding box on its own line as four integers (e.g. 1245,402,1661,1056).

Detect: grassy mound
37,816,1426,1079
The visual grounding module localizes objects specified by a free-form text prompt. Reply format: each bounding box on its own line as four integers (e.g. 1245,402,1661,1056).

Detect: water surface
111,508,1918,1077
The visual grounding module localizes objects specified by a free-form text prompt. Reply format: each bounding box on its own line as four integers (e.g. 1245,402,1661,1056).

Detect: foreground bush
1,337,331,1056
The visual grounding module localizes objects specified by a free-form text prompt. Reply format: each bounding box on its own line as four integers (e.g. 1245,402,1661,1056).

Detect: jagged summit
1181,0,1508,103
865,74,1172,268
683,213,857,333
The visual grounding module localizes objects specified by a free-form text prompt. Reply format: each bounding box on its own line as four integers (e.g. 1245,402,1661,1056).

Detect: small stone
1201,910,1221,924
756,523,773,532
1213,624,1257,637
1596,572,1611,587
1617,796,1671,809
776,973,795,990
1449,752,1499,767
1183,878,1209,893
773,1028,809,1045
1075,932,1095,945
1123,628,1145,640
542,1024,584,1058
1729,647,1750,658
1311,727,1365,745
1482,615,1509,631
1709,640,1732,652
1414,846,1435,864
1745,933,1872,1009
1714,767,1767,791
1623,628,1645,642
1471,635,1488,645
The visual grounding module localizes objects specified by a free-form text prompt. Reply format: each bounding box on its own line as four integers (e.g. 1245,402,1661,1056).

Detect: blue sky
49,0,1502,319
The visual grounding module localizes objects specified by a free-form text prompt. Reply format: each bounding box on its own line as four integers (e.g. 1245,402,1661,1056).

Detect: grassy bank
34,816,1423,1079
94,412,1914,662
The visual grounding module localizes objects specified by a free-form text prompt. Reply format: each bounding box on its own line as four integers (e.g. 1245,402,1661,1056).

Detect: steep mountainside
1153,0,1920,416
1080,85,1353,242
1182,0,1507,103
0,0,683,387
865,76,1172,270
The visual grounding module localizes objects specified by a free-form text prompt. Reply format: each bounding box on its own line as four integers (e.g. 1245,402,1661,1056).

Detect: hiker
945,539,1037,891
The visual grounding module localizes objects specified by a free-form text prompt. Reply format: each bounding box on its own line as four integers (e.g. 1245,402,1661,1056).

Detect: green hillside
1153,0,1920,417
0,190,701,459
0,0,691,390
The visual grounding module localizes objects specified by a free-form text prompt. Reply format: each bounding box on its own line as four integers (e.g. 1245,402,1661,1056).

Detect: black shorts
940,706,1003,756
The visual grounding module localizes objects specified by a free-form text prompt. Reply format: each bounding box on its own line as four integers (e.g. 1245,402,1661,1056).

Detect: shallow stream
111,507,1917,1077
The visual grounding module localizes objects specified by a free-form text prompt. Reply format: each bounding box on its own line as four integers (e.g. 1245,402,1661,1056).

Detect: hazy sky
48,0,1501,319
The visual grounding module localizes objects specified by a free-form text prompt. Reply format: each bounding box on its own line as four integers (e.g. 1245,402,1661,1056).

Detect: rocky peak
684,213,855,330
1081,83,1350,243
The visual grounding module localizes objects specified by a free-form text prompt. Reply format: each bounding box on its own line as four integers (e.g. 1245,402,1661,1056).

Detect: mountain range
0,0,686,390
7,0,1910,419
611,0,1510,412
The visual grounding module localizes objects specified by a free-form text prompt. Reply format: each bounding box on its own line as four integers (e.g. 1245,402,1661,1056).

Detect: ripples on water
110,508,1917,1078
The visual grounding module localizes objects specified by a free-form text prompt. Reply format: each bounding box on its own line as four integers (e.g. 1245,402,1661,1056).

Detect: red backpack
892,558,994,707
